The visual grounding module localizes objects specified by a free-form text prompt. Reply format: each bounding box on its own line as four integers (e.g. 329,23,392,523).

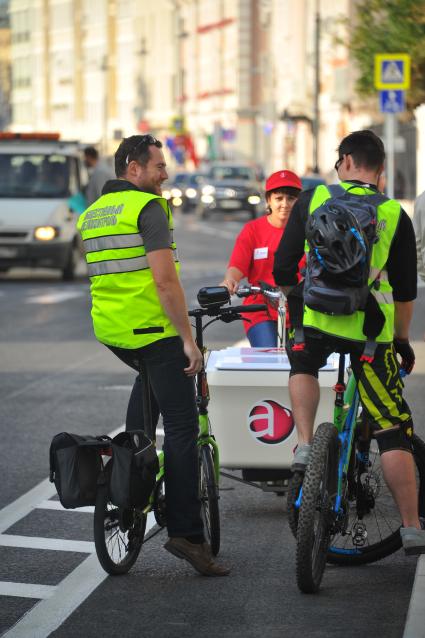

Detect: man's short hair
114,135,163,177
83,146,99,161
338,130,385,171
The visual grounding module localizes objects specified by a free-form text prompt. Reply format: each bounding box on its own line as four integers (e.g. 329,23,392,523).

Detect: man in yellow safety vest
78,134,229,576
273,130,425,555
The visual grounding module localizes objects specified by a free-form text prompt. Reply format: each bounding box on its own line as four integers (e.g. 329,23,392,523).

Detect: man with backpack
273,130,425,554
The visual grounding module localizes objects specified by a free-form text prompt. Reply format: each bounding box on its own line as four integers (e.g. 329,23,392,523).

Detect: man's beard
142,184,161,195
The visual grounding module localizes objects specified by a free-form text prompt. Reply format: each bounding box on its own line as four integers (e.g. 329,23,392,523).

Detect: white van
0,133,88,280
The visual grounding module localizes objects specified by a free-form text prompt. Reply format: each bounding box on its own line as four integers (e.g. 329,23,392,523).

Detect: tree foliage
347,0,425,110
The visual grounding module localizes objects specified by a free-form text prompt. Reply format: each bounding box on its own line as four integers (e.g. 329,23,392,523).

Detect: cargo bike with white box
204,282,339,496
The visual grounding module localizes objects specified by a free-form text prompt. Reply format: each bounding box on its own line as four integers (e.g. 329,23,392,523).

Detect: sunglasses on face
125,135,159,165
334,152,351,172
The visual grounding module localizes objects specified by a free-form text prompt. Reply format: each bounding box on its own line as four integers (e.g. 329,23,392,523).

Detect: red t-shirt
227,215,285,333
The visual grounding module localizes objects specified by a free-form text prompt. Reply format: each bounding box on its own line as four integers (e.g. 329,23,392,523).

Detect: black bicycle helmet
306,202,367,275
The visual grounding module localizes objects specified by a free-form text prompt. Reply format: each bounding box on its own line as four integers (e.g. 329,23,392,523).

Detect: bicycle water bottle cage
197,286,230,309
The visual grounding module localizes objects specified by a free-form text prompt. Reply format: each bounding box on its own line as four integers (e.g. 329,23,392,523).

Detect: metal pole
384,112,395,198
312,0,320,174
101,55,108,155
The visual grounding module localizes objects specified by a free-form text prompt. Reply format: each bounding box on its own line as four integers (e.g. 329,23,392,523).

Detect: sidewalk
403,556,425,638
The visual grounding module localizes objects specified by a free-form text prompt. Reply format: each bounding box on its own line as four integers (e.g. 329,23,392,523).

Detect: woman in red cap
220,170,303,346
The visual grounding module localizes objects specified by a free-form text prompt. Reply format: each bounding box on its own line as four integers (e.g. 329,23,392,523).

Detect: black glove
393,338,415,374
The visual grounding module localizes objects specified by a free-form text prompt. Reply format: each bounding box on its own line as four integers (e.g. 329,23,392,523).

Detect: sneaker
291,444,312,473
164,537,230,576
400,525,425,556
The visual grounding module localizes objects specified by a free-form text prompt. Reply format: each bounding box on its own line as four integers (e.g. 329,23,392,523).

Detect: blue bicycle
288,354,425,593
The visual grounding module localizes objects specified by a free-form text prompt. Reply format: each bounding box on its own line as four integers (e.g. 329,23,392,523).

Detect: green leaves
347,0,425,110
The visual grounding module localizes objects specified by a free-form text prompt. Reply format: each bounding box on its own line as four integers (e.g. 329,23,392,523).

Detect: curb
403,556,425,638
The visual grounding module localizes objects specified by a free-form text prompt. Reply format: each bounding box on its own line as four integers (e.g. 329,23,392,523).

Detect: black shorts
287,328,413,432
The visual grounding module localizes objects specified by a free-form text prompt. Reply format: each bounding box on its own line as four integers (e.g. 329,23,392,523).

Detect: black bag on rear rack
109,430,159,509
49,432,111,509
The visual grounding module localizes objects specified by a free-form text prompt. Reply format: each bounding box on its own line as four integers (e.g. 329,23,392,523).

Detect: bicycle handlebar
188,302,266,318
236,283,283,301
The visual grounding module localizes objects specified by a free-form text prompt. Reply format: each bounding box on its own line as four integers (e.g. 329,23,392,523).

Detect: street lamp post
101,55,108,155
312,0,320,174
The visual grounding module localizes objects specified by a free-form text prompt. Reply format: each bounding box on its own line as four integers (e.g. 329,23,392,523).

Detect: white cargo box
206,347,340,470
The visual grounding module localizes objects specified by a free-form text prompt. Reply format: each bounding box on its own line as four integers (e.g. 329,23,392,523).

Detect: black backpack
49,432,111,509
109,430,159,509
304,184,386,316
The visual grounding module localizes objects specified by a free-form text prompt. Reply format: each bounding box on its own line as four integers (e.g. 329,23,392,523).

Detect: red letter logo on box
248,400,294,444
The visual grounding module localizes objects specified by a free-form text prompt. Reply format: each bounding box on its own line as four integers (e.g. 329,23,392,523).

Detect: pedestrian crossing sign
374,53,410,90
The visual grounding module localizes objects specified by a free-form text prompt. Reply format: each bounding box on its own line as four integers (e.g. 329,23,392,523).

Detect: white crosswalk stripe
25,290,85,304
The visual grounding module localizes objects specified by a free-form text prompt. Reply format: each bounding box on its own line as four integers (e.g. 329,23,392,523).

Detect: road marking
25,291,84,304
98,385,133,391
184,219,240,240
3,350,105,403
403,556,425,638
0,478,57,534
37,500,94,513
0,534,95,553
2,515,156,638
0,423,162,637
0,582,56,600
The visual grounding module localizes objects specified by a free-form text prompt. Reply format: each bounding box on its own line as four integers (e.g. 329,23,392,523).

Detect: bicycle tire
296,423,339,594
199,444,220,556
287,471,304,538
327,433,425,566
94,483,146,575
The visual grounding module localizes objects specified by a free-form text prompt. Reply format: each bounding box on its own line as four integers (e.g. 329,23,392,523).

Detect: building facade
6,0,423,191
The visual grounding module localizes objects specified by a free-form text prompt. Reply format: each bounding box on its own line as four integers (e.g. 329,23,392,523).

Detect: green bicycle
93,286,266,575
287,354,425,593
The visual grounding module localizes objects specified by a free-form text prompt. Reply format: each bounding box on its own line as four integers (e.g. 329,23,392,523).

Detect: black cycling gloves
393,337,415,374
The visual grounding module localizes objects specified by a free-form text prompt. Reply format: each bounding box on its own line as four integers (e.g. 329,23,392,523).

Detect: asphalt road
0,210,424,638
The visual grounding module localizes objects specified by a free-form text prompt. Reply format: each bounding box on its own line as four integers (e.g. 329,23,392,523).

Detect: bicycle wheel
287,471,304,538
199,444,220,556
94,483,146,575
327,433,425,566
296,423,339,594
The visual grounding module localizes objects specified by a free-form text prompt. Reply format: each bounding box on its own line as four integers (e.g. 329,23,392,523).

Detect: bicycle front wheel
327,433,425,566
94,484,146,575
287,471,304,538
296,423,339,594
199,444,220,556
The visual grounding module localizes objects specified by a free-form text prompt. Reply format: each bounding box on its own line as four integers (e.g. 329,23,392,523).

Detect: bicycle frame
332,355,360,515
295,353,360,516
193,311,220,481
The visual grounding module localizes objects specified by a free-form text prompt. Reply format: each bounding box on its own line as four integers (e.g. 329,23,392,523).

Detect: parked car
162,171,206,213
196,162,263,220
0,132,88,280
301,173,327,191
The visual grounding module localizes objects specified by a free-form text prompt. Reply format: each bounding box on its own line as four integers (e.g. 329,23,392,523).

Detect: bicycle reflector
197,286,230,308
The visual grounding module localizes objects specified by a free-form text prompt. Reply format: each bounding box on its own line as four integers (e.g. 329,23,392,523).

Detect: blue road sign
374,54,411,90
379,89,405,113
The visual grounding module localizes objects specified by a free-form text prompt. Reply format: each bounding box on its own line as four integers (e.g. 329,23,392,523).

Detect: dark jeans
107,337,204,539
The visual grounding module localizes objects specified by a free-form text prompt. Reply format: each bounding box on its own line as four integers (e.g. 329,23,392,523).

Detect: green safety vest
77,189,179,349
303,182,401,343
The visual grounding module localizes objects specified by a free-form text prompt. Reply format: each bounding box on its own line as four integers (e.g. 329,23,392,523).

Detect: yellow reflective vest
77,188,179,349
303,182,401,343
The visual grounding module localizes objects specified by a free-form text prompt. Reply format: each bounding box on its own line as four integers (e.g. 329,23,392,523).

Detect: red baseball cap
265,170,302,193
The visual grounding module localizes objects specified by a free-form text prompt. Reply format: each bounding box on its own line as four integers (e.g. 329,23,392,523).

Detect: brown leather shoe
164,537,230,576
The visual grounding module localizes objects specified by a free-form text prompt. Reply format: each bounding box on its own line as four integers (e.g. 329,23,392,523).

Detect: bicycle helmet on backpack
306,202,368,276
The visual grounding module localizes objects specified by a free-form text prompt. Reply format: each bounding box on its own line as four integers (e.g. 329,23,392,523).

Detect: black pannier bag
109,430,159,509
49,432,110,509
